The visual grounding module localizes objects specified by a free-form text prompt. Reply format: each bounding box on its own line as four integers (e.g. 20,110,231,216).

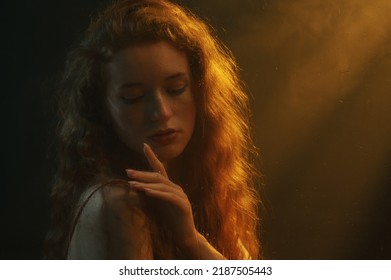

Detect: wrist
177,230,201,255
178,231,225,260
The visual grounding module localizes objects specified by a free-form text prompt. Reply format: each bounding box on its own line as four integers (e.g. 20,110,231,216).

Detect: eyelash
120,95,144,104
167,85,187,96
120,85,188,105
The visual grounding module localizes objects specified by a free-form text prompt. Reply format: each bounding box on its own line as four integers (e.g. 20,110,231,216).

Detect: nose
147,91,173,122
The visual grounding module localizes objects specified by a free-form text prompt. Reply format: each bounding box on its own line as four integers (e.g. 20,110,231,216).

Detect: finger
128,181,186,198
143,189,188,211
126,169,169,184
143,143,168,178
126,169,182,190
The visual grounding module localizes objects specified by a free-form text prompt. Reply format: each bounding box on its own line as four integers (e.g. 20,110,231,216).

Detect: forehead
106,41,190,83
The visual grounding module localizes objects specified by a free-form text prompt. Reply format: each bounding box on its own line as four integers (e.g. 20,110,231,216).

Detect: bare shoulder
100,182,153,259
68,182,153,259
100,182,143,215
67,184,107,259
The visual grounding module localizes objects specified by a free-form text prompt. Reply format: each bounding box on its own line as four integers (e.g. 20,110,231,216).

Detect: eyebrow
165,72,188,81
120,72,189,89
120,82,143,89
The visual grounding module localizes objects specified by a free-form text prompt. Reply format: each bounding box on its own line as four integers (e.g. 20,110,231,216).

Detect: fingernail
143,143,150,153
126,169,135,176
128,181,139,187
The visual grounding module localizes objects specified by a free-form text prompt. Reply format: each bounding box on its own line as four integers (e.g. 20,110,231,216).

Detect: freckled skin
106,41,196,162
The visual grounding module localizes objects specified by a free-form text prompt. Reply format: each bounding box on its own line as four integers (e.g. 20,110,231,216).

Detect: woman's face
106,41,196,162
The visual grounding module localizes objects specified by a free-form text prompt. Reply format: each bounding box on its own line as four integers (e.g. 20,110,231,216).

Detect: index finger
143,143,168,178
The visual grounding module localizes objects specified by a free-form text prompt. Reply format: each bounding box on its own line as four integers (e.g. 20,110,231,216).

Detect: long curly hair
45,0,262,259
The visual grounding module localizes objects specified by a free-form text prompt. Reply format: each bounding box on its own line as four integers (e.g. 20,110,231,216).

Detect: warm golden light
214,0,391,258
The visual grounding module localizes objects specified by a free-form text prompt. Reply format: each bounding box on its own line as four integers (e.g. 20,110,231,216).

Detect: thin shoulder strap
65,184,106,257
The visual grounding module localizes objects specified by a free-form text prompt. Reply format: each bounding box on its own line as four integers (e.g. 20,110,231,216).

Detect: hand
126,143,198,250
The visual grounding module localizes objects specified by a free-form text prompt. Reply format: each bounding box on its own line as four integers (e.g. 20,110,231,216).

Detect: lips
149,128,178,145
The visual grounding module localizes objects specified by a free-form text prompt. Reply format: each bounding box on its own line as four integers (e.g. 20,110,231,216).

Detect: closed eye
167,85,188,96
120,95,144,104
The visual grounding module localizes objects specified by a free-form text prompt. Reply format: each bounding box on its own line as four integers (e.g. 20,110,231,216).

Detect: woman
45,0,262,259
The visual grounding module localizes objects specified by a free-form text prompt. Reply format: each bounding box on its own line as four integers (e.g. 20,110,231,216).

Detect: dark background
2,0,391,259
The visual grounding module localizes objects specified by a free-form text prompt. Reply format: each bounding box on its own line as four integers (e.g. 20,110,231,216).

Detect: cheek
110,111,147,154
181,99,196,129
110,108,144,139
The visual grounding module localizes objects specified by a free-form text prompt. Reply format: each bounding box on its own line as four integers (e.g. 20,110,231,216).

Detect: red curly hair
45,0,262,259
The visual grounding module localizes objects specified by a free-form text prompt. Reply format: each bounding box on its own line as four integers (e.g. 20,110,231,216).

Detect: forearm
180,232,226,260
